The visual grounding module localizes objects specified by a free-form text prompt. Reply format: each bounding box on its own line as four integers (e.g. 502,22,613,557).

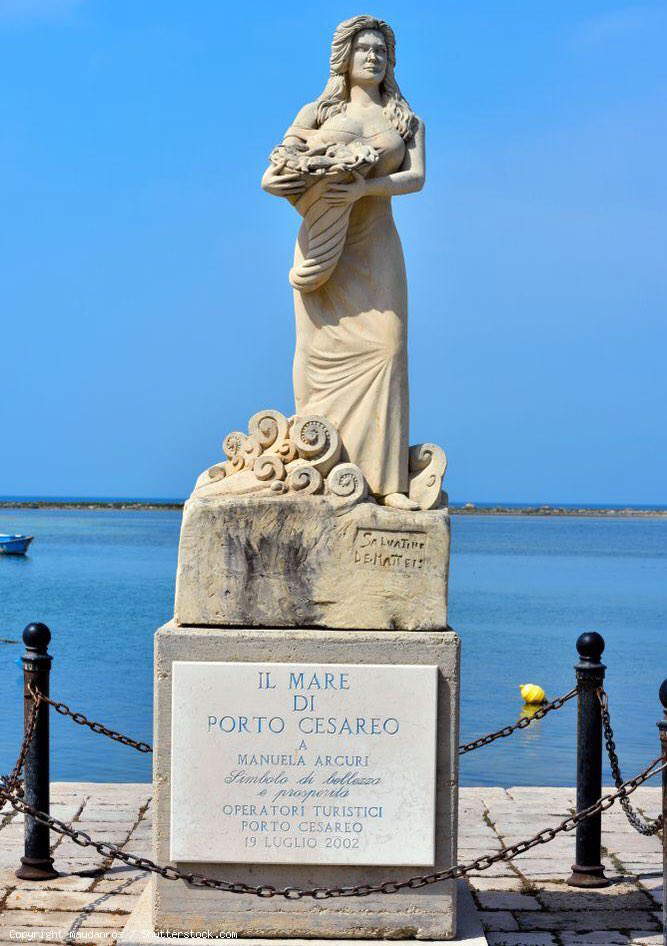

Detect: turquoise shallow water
1,509,665,786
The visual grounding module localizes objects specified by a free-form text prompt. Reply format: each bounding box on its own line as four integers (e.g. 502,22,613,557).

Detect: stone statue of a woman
262,15,425,511
176,15,450,633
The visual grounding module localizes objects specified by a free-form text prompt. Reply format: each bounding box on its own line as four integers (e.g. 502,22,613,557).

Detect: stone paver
476,889,541,910
559,934,630,944
517,910,660,931
486,935,558,945
0,783,662,945
536,881,654,911
480,910,521,931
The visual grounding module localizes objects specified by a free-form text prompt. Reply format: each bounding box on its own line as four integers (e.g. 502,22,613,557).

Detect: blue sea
1,507,665,787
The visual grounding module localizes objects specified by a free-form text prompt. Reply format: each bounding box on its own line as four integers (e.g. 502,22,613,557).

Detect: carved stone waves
408,442,448,510
193,409,447,512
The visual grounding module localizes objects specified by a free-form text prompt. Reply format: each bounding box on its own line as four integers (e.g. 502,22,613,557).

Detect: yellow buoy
519,703,542,721
520,683,546,705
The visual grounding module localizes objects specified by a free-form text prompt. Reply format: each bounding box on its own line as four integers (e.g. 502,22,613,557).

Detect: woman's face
348,29,387,86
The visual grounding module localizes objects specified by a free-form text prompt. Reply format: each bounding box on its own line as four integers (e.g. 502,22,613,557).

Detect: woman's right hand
261,167,306,197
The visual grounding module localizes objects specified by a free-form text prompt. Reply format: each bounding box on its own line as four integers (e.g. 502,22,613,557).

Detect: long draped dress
289,118,410,498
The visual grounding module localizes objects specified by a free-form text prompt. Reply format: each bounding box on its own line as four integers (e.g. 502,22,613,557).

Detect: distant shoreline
1,500,665,517
451,506,667,517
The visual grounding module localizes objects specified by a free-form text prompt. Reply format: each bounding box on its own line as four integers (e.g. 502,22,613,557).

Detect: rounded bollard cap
576,631,605,663
23,622,51,653
659,679,667,710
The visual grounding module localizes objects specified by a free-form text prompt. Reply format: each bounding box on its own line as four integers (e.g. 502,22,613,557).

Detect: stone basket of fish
269,140,379,293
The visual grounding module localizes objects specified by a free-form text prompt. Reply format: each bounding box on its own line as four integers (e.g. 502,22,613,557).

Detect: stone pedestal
155,479,459,939
175,497,450,631
153,623,460,940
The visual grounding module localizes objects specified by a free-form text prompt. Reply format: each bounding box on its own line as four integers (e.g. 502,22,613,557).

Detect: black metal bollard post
567,631,610,887
658,680,667,946
15,623,58,880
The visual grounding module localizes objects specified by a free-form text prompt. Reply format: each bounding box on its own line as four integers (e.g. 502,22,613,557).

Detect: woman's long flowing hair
315,15,417,142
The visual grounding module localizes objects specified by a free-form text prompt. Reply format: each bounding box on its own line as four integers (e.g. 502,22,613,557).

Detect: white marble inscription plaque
170,661,438,865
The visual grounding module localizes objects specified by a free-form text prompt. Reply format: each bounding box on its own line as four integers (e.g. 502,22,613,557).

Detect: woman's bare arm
323,119,425,206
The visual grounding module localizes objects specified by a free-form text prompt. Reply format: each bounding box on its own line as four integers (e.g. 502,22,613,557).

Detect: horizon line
1,495,666,510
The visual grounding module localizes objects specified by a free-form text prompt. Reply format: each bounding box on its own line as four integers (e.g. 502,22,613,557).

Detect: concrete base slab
117,879,487,945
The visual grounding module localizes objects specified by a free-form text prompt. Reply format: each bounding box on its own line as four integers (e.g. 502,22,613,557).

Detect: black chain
1,754,663,899
459,687,577,755
1,691,41,795
30,682,576,761
29,685,152,754
8,684,661,895
598,689,663,836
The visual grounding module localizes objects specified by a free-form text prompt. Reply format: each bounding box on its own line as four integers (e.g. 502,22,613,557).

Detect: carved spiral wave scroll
291,415,341,476
285,464,323,495
276,438,298,464
223,431,245,459
326,463,367,504
253,454,286,482
408,443,448,510
222,432,247,473
248,410,289,451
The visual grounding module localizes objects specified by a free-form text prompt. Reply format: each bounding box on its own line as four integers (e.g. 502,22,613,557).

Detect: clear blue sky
2,0,665,503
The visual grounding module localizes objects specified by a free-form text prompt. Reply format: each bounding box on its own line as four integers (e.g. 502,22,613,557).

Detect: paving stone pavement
0,784,663,945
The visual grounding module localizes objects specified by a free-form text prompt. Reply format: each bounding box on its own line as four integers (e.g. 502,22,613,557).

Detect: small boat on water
0,534,34,555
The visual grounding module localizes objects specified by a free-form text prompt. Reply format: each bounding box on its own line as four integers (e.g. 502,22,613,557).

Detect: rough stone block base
153,622,460,939
174,496,450,630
